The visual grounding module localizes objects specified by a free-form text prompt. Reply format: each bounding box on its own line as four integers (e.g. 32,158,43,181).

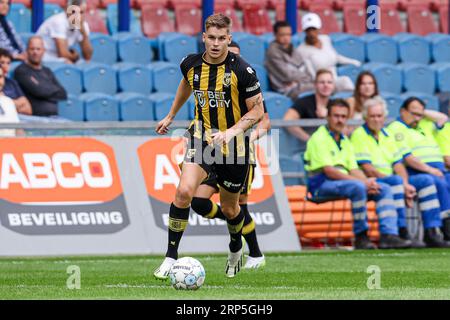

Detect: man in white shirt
296,13,361,92
0,68,20,137
36,0,93,64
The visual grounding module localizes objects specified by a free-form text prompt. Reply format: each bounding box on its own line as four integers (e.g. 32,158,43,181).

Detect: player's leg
239,165,265,268
216,163,249,278
191,178,226,220
154,162,207,280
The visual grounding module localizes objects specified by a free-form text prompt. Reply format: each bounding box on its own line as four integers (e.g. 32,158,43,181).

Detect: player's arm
212,93,264,144
155,78,192,135
250,112,270,143
54,38,79,63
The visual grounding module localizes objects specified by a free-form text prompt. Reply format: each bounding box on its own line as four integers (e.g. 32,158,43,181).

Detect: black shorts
183,136,250,193
201,164,255,195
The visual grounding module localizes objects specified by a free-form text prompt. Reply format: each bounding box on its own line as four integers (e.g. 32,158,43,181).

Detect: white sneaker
244,255,266,269
225,246,244,278
153,257,176,280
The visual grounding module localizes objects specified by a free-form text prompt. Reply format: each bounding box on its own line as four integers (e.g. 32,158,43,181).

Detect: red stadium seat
100,0,117,9
86,0,102,9
236,0,268,9
12,0,31,7
45,0,67,6
169,0,201,9
309,2,340,34
438,1,449,33
174,4,202,36
242,4,273,35
133,0,170,9
407,4,439,35
141,3,174,38
300,0,335,10
343,1,366,35
379,4,405,35
215,3,243,32
85,6,108,34
274,4,302,32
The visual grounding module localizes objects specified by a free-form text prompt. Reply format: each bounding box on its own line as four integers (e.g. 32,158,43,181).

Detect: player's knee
391,175,403,185
175,185,195,207
377,183,392,197
221,203,240,219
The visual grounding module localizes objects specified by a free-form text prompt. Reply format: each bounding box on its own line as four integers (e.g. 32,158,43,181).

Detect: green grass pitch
1,249,449,299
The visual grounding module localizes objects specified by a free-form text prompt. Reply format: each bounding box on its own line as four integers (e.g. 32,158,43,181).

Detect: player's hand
428,167,444,178
211,129,235,146
155,115,173,135
365,178,380,195
404,183,416,208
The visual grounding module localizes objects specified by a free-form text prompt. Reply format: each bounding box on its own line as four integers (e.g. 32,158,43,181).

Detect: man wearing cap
264,20,314,100
296,13,361,92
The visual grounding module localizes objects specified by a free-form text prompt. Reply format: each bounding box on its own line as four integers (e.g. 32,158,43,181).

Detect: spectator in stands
264,20,314,100
347,71,379,120
0,48,31,115
437,123,450,170
387,97,450,241
0,0,26,61
283,69,334,142
0,67,20,136
351,96,448,247
36,0,92,64
296,13,361,92
14,36,67,117
304,98,411,249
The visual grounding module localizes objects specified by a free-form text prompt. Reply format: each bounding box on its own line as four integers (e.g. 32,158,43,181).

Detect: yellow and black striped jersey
180,51,262,159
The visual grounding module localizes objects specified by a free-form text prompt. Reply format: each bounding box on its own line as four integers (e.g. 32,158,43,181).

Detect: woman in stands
0,0,26,61
346,71,379,120
296,13,360,93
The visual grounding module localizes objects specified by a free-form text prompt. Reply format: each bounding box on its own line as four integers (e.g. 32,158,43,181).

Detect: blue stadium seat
106,4,142,35
81,63,117,95
362,33,398,64
400,63,436,95
331,92,353,99
394,34,431,64
426,34,450,63
90,33,117,65
114,33,154,64
400,92,440,111
8,4,31,33
148,62,182,94
9,61,21,77
263,92,292,120
58,94,84,121
159,33,198,64
277,128,304,157
116,92,154,121
252,64,269,92
186,96,196,120
81,93,120,121
151,92,189,121
51,64,83,95
232,33,266,66
297,90,314,99
363,62,403,94
259,32,303,49
44,3,63,20
115,63,153,94
430,62,450,93
19,32,34,48
279,153,304,186
332,34,365,63
381,92,404,118
337,65,362,84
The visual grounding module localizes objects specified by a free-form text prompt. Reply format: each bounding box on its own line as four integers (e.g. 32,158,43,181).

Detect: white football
168,257,206,290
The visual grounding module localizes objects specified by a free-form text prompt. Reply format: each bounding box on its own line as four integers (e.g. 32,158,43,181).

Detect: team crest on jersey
223,73,231,87
186,149,196,159
196,93,206,108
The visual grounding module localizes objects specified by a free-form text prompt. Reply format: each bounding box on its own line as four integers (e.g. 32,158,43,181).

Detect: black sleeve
180,54,197,82
48,68,67,101
235,58,262,100
290,97,306,118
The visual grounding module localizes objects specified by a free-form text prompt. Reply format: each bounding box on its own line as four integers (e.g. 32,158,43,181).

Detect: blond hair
205,13,232,33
